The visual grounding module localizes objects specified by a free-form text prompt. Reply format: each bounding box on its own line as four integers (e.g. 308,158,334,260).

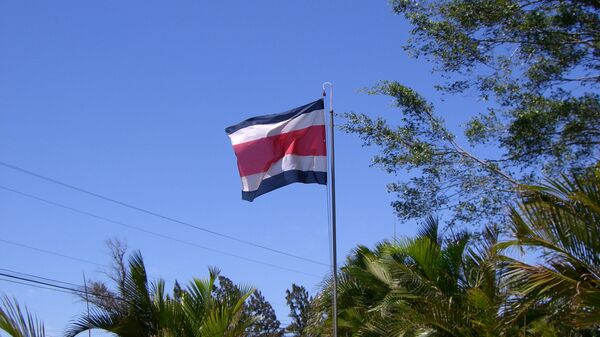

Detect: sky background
1,1,483,335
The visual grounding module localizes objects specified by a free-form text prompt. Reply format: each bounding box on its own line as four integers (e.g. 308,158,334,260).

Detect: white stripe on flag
240,155,327,192
228,109,325,145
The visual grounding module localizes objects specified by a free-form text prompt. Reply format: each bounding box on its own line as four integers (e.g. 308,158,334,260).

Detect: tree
67,251,172,337
307,217,580,336
214,275,239,304
0,296,46,337
306,164,600,336
245,290,284,337
306,243,400,337
310,218,519,336
214,276,284,337
66,251,254,337
79,238,128,315
499,164,600,332
343,0,600,229
180,270,255,337
285,284,312,337
78,243,280,337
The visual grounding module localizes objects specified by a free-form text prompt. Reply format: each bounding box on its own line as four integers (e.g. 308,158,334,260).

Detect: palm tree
0,295,46,337
66,251,254,337
307,239,407,337
178,269,254,337
310,217,520,336
499,166,600,333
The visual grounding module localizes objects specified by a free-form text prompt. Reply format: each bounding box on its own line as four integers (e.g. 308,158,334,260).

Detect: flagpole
322,81,338,337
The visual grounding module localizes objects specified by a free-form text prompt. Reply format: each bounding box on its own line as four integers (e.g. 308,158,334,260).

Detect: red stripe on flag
232,125,326,177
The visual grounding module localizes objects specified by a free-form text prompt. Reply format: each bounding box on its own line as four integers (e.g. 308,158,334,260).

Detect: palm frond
0,295,46,337
501,166,600,330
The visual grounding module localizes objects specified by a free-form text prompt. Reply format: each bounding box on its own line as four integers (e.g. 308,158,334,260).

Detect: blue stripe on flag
241,170,327,202
225,99,324,135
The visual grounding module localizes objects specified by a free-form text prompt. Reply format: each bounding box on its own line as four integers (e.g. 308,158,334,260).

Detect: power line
0,269,130,304
0,238,178,284
0,268,85,289
0,277,77,296
0,161,328,267
0,238,105,267
0,185,322,278
0,271,87,294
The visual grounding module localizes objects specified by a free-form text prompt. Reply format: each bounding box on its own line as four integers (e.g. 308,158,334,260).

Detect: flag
225,99,327,201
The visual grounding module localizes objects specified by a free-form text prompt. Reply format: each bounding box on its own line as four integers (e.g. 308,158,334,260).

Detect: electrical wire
0,238,105,267
0,271,87,294
0,185,322,278
0,239,181,284
0,268,86,289
0,269,130,304
0,277,77,296
0,160,328,267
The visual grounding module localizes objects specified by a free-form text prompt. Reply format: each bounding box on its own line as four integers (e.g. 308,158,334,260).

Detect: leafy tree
214,275,239,304
214,276,283,337
285,284,312,337
0,296,46,337
344,84,517,229
245,290,284,337
499,164,600,333
343,0,600,229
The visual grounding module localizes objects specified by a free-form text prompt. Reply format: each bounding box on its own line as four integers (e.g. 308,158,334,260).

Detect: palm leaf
500,166,600,330
0,296,46,337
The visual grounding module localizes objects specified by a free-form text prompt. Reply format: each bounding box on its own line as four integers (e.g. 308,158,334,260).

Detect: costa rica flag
225,99,327,201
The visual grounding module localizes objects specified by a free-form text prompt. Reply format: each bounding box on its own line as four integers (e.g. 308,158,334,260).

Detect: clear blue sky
0,1,479,335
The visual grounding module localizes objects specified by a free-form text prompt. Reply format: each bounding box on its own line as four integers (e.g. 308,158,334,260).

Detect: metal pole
83,272,92,337
322,82,337,337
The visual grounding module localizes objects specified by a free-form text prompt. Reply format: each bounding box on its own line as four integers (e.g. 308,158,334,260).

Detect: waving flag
225,99,327,201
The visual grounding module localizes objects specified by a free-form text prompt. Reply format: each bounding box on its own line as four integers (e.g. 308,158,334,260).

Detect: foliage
392,0,600,170
215,276,284,337
344,83,517,229
308,166,600,336
81,241,282,337
343,0,600,228
66,251,254,337
499,164,600,332
309,217,525,336
0,296,46,337
285,284,313,337
245,290,284,337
